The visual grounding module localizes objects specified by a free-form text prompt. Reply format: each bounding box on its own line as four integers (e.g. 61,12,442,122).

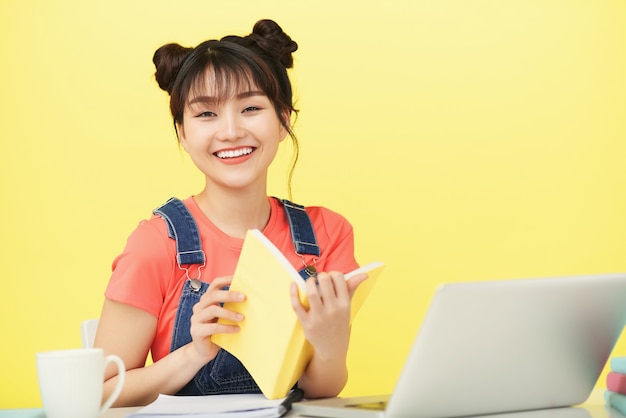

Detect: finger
315,272,337,302
290,282,308,322
194,282,228,308
209,323,241,335
328,271,350,300
205,275,234,295
212,276,246,303
218,288,246,304
192,299,219,318
198,279,245,307
215,305,244,324
191,305,220,327
192,322,240,342
346,273,369,298
304,276,323,310
211,275,234,286
192,303,244,325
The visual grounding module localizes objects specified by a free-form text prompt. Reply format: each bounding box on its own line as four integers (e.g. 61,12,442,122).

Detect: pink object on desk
607,371,626,394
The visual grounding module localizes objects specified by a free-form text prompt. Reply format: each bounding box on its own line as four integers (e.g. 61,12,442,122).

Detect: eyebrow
188,90,266,105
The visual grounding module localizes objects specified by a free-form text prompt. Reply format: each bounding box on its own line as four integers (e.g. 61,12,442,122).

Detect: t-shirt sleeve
104,217,175,318
311,207,360,274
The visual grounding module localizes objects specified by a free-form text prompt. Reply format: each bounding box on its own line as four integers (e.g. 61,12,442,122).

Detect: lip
213,146,256,165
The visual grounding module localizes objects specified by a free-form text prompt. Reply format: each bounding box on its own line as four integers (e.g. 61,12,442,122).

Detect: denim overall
153,197,320,395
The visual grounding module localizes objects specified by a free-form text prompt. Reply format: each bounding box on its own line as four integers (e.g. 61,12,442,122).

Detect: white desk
94,399,626,418
2,389,624,418
0,408,140,418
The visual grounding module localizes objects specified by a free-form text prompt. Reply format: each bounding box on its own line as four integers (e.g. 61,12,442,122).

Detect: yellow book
212,229,384,399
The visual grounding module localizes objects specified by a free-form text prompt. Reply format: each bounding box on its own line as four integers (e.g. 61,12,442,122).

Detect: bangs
170,40,285,125
188,64,260,106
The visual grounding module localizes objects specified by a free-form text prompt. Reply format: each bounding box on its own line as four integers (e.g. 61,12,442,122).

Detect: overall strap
153,197,206,282
280,199,320,279
154,197,320,282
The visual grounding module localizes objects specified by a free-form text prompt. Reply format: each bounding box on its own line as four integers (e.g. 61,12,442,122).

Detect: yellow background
1,0,625,408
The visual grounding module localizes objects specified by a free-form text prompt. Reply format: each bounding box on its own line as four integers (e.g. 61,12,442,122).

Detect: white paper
127,393,285,417
344,262,384,280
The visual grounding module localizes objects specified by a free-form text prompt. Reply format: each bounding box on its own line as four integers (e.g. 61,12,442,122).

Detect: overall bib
153,197,320,395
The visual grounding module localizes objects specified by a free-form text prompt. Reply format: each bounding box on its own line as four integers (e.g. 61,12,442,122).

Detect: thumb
346,273,368,298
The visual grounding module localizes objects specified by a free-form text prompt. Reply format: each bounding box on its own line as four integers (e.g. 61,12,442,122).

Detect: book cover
212,229,384,399
607,372,626,395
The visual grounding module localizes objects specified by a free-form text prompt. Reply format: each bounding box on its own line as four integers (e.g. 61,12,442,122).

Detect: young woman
96,19,367,406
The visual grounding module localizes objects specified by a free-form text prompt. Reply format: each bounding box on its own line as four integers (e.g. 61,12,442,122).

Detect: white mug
36,348,125,418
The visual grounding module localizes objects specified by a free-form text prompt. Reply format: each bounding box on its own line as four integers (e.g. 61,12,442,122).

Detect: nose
215,112,245,141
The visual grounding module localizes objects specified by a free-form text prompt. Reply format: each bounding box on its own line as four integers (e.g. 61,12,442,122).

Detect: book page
128,393,283,417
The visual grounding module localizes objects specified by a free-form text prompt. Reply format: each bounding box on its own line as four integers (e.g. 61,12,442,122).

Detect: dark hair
152,19,300,195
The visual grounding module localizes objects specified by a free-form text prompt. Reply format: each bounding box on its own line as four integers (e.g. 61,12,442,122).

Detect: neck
194,186,271,239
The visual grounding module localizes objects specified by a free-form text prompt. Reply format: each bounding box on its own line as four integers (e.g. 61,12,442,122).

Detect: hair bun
247,19,298,68
153,43,194,94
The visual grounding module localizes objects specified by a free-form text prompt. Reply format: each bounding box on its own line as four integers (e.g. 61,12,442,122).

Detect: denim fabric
171,280,261,395
154,198,206,267
154,197,320,395
281,200,320,279
281,200,320,257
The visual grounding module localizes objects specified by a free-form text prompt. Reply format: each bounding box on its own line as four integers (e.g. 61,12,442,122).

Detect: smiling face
165,40,297,196
177,71,288,193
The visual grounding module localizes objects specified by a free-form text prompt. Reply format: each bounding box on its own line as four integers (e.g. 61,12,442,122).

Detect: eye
196,110,216,118
243,106,262,113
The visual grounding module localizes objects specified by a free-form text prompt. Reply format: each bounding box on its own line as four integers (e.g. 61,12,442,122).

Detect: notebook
293,273,626,418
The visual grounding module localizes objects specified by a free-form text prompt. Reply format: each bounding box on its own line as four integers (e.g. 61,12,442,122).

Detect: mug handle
99,354,126,415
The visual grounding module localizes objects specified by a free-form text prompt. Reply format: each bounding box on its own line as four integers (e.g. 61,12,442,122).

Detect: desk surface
0,407,140,418
2,389,624,418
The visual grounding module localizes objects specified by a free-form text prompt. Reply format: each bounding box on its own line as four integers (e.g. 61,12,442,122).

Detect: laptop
293,273,626,418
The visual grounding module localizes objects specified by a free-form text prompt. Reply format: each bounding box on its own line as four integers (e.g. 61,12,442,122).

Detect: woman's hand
290,271,368,360
189,275,246,362
290,270,368,397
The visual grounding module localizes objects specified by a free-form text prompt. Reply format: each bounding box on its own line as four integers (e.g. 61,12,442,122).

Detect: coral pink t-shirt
105,197,359,362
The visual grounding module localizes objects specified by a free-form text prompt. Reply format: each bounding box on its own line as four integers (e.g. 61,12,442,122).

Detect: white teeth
216,147,253,159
